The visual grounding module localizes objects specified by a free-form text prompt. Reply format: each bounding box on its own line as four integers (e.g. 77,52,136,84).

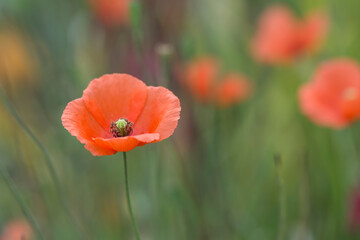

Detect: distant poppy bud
299,59,360,128
156,43,174,57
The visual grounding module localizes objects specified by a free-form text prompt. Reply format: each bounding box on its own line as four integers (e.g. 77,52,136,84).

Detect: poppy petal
82,74,148,130
314,59,360,87
133,86,181,140
299,83,345,128
93,133,160,152
61,98,116,156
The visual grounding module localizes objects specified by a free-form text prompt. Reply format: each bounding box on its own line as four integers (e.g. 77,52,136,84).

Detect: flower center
110,118,133,137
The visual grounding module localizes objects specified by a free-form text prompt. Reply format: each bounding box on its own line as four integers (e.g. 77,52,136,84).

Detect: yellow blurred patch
0,27,38,88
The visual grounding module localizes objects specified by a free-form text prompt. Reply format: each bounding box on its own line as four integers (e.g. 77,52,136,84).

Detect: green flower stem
0,88,87,239
123,152,141,240
0,165,45,240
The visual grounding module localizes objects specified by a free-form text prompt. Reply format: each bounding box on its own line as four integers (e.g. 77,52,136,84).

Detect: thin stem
123,152,141,240
0,165,45,240
0,88,87,239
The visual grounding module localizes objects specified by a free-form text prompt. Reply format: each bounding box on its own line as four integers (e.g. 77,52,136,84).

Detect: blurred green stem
130,0,142,46
299,154,310,240
123,152,141,240
0,87,87,240
0,165,45,240
274,154,286,240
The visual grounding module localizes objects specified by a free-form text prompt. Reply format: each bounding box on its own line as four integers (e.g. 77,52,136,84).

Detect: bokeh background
0,0,360,239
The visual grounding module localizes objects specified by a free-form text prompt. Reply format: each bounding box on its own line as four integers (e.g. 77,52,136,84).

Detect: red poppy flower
61,74,181,156
252,5,328,64
1,220,32,240
181,57,252,107
299,59,360,128
88,0,129,27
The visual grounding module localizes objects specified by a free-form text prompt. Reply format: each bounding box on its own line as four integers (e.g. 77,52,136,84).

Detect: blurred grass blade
274,154,286,240
299,153,310,240
130,0,142,43
0,164,45,240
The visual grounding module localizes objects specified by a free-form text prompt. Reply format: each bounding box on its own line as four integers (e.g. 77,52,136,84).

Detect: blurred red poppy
181,57,252,107
88,0,129,27
216,74,252,107
62,74,181,156
1,220,32,240
252,5,328,64
299,59,360,128
182,57,218,102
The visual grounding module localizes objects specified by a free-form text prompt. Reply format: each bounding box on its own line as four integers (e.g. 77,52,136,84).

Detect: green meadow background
0,0,360,239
